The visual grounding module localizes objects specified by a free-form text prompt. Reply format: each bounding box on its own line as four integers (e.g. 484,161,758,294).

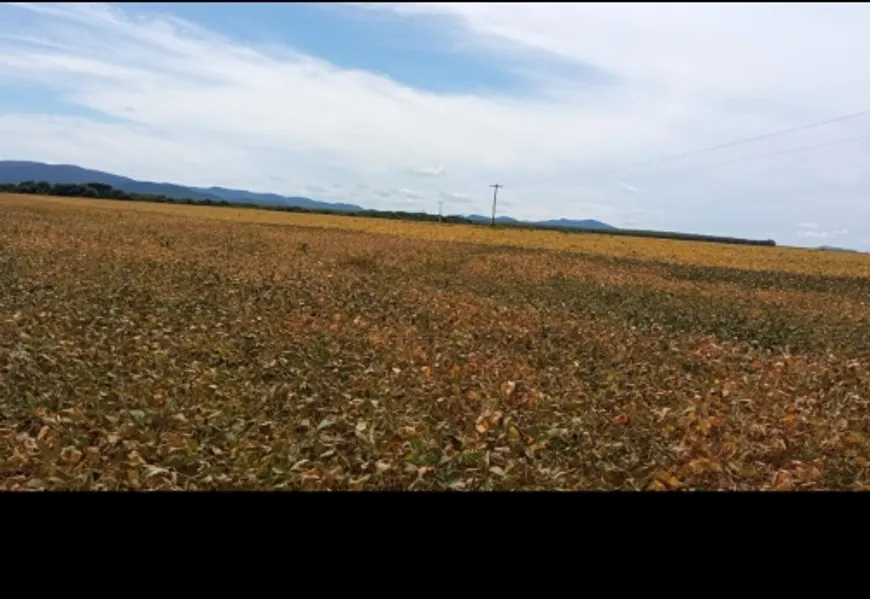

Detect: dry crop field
2,193,870,491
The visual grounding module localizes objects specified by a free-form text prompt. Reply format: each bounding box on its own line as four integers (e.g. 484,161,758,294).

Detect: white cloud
303,183,345,198
394,188,426,202
395,188,423,198
797,222,818,229
439,191,474,204
303,183,327,194
1,3,870,245
409,165,446,177
798,228,850,239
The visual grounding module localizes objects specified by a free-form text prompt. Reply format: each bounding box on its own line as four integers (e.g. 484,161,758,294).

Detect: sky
2,2,870,248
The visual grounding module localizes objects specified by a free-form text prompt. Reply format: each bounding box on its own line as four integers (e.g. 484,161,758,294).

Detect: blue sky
2,2,870,248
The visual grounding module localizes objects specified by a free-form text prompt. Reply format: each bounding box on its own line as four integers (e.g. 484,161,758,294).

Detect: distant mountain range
0,161,614,229
0,161,363,212
466,214,615,230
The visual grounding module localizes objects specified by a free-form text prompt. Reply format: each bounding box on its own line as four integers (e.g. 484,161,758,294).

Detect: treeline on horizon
0,180,777,247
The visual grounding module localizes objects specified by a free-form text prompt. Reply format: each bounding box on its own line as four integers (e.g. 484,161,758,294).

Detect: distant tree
86,182,114,195
33,181,52,195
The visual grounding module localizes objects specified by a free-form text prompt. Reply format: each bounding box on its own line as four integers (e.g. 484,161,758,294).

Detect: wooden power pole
489,183,503,227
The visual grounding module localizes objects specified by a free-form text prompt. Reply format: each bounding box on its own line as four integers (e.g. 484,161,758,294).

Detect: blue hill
466,215,615,230
0,161,362,212
0,160,615,228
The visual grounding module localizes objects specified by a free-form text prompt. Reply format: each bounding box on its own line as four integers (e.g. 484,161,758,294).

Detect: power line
627,132,870,180
533,131,870,217
527,107,870,186
617,108,870,172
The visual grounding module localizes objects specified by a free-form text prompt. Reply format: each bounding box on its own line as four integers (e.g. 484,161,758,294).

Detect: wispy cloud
395,188,426,202
409,164,446,177
799,231,830,239
303,183,328,194
798,229,850,239
0,2,869,245
303,183,346,197
439,190,474,204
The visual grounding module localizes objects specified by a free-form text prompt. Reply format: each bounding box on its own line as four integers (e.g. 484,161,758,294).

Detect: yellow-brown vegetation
2,193,870,490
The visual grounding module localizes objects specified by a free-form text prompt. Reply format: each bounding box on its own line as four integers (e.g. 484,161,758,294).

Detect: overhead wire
523,107,870,187
611,107,870,173
625,132,870,180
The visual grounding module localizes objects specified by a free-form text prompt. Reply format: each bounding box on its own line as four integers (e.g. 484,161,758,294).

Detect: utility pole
489,183,503,227
438,199,443,223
